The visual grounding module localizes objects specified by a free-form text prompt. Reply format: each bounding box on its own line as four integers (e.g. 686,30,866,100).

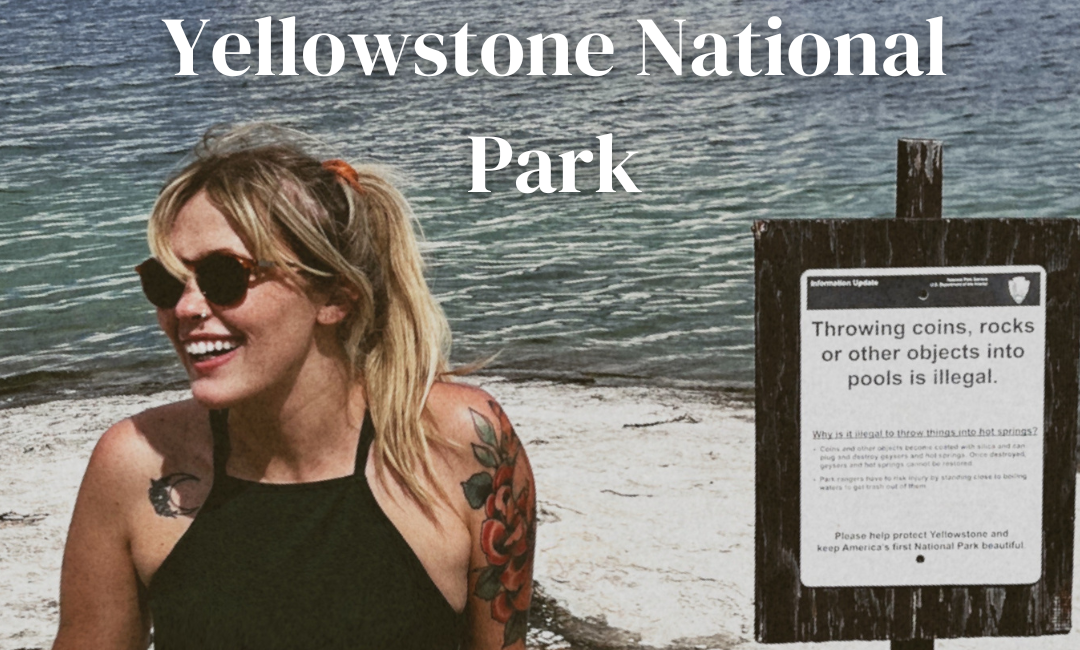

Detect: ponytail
343,168,452,507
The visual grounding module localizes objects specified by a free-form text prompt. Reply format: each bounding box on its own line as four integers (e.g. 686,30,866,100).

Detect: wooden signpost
754,140,1077,647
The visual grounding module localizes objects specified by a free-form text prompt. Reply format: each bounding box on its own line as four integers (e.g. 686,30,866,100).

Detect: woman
52,125,535,650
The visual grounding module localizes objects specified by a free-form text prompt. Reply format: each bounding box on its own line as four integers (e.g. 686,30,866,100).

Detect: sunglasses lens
196,254,250,306
136,259,184,309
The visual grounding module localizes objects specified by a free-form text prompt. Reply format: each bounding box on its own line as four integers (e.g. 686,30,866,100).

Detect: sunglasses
135,252,274,309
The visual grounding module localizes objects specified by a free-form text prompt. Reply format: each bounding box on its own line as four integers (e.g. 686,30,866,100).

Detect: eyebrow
177,249,250,265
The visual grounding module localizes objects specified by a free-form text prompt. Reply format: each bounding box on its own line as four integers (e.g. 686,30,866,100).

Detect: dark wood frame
754,217,1079,643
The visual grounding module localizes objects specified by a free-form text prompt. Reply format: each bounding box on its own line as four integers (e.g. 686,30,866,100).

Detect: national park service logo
1008,275,1031,305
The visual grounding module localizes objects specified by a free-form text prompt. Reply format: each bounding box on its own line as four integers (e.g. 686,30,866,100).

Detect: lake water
2,0,1078,406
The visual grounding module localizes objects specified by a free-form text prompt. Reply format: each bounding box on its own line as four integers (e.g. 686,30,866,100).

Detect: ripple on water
2,0,1079,398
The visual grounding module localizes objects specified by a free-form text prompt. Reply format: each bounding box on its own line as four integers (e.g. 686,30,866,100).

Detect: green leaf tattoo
475,565,504,600
461,471,493,509
472,443,499,468
504,609,528,647
471,408,498,446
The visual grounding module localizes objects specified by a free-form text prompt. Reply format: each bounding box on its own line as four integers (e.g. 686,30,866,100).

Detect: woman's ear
315,284,360,326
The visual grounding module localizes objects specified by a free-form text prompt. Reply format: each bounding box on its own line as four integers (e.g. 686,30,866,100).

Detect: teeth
185,340,238,356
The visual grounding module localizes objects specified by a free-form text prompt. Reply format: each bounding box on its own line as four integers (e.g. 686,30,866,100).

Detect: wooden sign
754,217,1078,644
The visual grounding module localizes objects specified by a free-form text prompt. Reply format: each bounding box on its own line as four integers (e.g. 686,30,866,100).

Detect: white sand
0,379,1076,649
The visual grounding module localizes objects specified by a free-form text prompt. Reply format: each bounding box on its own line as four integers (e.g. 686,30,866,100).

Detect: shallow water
1,0,1078,405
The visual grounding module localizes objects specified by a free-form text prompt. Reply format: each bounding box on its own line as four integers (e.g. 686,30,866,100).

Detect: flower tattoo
460,401,534,647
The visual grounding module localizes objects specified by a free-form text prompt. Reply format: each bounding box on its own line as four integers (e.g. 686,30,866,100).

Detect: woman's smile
181,336,244,372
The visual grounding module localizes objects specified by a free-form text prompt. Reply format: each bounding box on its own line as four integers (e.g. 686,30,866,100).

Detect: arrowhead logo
1008,276,1030,305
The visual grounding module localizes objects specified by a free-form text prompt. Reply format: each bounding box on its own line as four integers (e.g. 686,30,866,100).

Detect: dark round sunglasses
135,253,273,309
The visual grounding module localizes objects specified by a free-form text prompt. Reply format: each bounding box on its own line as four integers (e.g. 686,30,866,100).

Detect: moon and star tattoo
148,472,201,518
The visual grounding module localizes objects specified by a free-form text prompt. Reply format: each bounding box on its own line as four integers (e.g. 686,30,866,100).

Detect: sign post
891,139,941,650
754,141,1078,647
895,138,943,221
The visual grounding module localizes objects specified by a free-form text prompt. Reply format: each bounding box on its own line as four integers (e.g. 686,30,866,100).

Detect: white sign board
800,266,1045,587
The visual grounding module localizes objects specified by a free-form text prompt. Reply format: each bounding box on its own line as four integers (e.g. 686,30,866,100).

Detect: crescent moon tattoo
149,472,201,518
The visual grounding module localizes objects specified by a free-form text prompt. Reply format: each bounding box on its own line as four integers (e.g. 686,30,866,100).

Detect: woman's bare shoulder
425,381,512,447
425,380,532,504
56,399,212,647
73,398,215,554
89,399,213,483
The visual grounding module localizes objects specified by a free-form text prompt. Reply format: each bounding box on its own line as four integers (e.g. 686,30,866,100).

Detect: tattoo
149,473,201,518
461,401,534,648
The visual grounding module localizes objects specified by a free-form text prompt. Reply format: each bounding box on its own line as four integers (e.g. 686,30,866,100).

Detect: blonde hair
148,124,452,506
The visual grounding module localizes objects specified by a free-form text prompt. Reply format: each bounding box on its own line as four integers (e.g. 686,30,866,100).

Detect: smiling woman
52,124,535,650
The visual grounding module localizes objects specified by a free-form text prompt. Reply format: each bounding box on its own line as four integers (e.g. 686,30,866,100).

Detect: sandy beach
1,378,1076,649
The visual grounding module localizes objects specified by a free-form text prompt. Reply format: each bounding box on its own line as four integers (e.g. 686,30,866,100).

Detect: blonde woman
52,125,535,650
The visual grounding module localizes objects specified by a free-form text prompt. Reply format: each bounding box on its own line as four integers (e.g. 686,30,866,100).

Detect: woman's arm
457,398,536,650
53,419,151,650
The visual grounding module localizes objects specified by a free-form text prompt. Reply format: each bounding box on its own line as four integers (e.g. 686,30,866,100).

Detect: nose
173,276,212,320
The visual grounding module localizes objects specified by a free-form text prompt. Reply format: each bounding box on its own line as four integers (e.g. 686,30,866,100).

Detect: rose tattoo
460,401,534,647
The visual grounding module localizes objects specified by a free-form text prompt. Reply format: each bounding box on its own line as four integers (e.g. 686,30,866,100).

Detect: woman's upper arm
450,395,536,650
53,419,151,650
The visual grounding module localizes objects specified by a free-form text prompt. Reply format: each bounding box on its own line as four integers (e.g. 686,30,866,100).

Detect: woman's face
158,190,327,408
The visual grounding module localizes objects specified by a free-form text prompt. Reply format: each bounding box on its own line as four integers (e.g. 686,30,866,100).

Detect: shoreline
0,366,754,412
2,380,1075,650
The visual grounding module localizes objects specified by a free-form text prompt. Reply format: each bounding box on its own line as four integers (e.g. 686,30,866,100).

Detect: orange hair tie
322,159,365,194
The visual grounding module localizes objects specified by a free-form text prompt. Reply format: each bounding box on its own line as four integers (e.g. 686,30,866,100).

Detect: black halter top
148,410,464,649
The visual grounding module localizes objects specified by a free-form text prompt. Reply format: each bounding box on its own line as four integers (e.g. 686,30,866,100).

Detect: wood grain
754,218,1078,643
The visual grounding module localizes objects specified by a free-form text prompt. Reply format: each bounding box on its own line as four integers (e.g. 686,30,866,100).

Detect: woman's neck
223,351,367,483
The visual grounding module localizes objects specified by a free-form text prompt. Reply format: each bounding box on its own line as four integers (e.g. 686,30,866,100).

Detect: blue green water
2,0,1078,406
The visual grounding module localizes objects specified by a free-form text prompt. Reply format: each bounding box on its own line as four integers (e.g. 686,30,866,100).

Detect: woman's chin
189,379,247,410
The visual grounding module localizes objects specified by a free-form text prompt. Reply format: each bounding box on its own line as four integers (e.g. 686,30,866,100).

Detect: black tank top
148,410,464,650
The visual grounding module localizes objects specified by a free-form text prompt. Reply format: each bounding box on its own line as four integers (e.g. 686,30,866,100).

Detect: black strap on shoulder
355,410,375,476
209,408,370,478
209,409,231,478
